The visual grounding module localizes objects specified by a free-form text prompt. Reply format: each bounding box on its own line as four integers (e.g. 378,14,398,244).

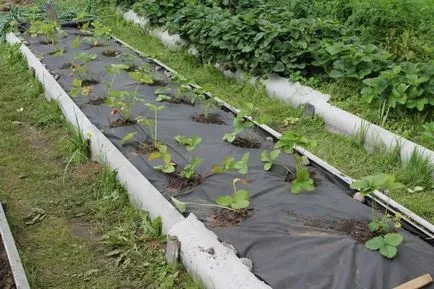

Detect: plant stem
154,111,158,148
185,201,235,211
273,161,296,176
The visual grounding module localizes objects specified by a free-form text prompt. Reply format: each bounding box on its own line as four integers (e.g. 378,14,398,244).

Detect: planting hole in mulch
192,113,225,125
88,97,106,105
102,50,120,57
0,235,16,289
136,143,157,155
288,211,373,243
82,79,100,86
207,209,253,227
110,119,137,128
167,173,203,194
232,136,260,149
160,97,194,106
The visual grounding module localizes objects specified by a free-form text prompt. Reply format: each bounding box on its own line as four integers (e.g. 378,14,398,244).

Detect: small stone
222,241,237,254
353,192,365,203
240,258,253,271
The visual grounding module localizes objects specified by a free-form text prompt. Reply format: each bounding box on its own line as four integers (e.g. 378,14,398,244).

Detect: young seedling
139,103,166,148
175,135,202,151
29,20,66,55
92,21,117,56
211,152,250,175
74,52,97,63
223,103,261,148
148,144,176,173
350,174,404,258
262,131,317,193
180,157,203,180
70,79,91,97
106,90,140,126
128,64,165,85
118,54,138,72
189,87,223,124
104,64,129,96
171,178,251,213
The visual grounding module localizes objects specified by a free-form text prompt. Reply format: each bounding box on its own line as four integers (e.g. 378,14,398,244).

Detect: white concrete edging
0,203,31,289
122,9,434,167
112,34,434,240
6,32,271,289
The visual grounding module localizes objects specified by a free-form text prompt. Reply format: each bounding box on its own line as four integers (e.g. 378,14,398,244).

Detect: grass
0,43,202,289
93,9,434,222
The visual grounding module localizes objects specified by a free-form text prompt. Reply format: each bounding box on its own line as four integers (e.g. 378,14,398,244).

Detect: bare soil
192,113,225,125
232,136,260,149
288,211,373,243
167,173,202,194
102,50,120,57
207,209,253,227
110,119,137,128
136,143,157,155
0,235,16,289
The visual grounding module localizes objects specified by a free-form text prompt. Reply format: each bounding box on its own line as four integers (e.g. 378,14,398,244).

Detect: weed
352,121,369,148
396,150,433,188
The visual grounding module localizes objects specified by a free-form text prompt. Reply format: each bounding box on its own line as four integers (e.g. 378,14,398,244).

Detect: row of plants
28,19,407,259
122,0,433,118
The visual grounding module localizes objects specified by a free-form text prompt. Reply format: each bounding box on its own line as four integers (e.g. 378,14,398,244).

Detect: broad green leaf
368,221,380,232
264,162,272,171
171,197,186,213
148,152,161,161
216,195,233,206
120,132,137,145
231,200,250,209
261,150,270,162
223,132,237,143
384,233,404,246
72,36,81,48
365,236,384,251
232,189,249,202
162,164,176,174
379,244,398,259
235,152,250,175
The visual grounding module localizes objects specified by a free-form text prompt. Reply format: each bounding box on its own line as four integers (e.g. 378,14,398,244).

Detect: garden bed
10,23,434,289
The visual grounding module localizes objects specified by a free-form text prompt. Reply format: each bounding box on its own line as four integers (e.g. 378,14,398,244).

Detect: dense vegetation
115,0,433,125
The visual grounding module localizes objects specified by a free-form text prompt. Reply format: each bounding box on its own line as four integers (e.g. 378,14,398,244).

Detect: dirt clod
192,113,225,125
207,209,253,227
232,136,260,149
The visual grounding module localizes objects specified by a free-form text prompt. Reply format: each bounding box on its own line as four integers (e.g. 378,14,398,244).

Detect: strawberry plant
171,178,251,213
104,64,130,96
223,103,260,148
106,90,140,125
29,20,65,55
70,79,91,97
361,62,434,124
262,131,317,193
128,64,165,85
365,233,404,259
175,135,202,151
148,144,176,173
73,52,97,63
313,42,391,80
92,21,116,56
211,153,250,175
180,157,203,180
351,174,405,258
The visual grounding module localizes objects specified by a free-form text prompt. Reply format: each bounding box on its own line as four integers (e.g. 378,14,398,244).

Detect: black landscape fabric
21,27,434,289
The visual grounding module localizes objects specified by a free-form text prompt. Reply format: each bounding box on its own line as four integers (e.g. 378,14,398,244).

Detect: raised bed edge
6,32,272,289
0,203,31,289
121,9,434,168
112,30,434,240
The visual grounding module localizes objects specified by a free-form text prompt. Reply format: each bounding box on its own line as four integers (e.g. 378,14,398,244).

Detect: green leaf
368,221,380,232
264,162,272,171
365,236,384,251
162,165,176,174
379,244,398,259
231,200,250,209
235,152,250,175
232,189,249,202
72,36,81,49
216,195,233,206
120,132,137,145
384,233,404,246
223,132,237,143
171,197,186,213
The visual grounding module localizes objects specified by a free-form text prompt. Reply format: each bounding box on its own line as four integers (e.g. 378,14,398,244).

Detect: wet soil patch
167,173,202,194
136,143,157,155
102,50,120,57
82,79,100,86
160,98,194,106
88,97,106,105
207,209,253,227
192,113,225,125
288,211,373,243
0,235,16,289
110,119,137,128
232,136,260,149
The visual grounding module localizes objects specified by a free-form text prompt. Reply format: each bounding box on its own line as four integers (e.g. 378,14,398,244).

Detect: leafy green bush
362,62,434,112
